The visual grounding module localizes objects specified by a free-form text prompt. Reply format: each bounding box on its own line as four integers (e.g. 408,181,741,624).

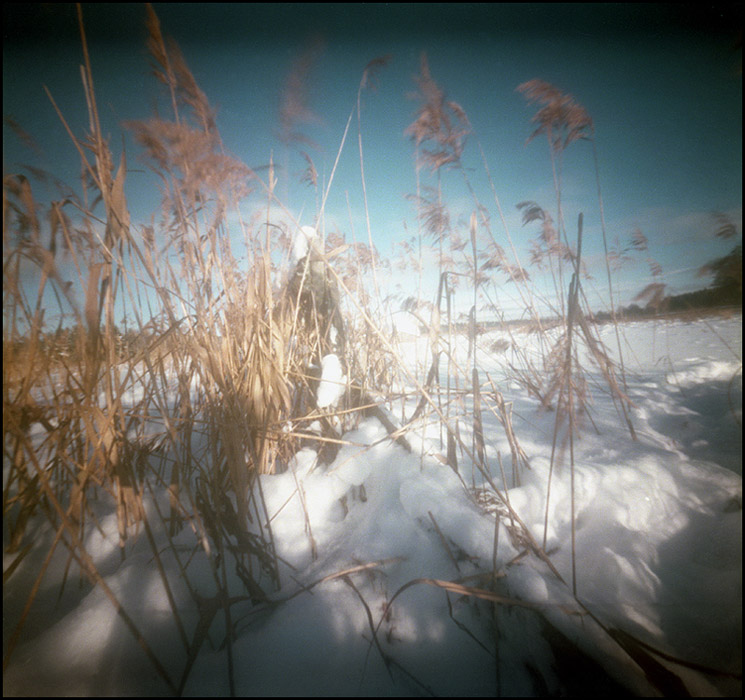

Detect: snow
316,353,346,408
3,314,742,696
291,225,318,264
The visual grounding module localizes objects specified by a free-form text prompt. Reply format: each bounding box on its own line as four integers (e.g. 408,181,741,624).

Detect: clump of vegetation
4,5,729,695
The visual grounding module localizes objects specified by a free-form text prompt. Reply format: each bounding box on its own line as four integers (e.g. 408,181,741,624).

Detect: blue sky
3,3,742,320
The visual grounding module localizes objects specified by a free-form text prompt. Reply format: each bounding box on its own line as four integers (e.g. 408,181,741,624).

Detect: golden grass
2,6,705,696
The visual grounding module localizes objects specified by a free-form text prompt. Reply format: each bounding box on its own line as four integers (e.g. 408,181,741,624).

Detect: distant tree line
617,243,741,318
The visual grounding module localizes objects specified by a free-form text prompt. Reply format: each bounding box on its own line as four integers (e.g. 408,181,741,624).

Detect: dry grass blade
406,53,470,171
1,543,33,584
383,577,542,616
517,79,593,151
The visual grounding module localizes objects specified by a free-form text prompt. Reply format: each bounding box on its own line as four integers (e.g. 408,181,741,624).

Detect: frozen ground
3,314,742,696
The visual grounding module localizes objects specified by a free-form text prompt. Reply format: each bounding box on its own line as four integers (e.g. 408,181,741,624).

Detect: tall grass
3,6,688,696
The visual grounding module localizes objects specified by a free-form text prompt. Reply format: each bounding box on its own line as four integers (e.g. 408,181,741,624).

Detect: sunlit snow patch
291,225,318,264
665,359,741,387
316,354,346,408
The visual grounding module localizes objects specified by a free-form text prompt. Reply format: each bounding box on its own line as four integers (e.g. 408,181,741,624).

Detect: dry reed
3,7,689,696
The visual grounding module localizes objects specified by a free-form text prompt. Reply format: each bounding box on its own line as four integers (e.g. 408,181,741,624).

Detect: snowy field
3,313,742,697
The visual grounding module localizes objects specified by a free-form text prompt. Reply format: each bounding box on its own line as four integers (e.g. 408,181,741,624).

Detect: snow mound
666,359,741,387
316,354,346,408
291,225,318,263
4,316,742,697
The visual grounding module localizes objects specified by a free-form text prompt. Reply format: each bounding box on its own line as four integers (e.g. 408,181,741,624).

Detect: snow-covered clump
291,225,318,264
316,353,346,408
